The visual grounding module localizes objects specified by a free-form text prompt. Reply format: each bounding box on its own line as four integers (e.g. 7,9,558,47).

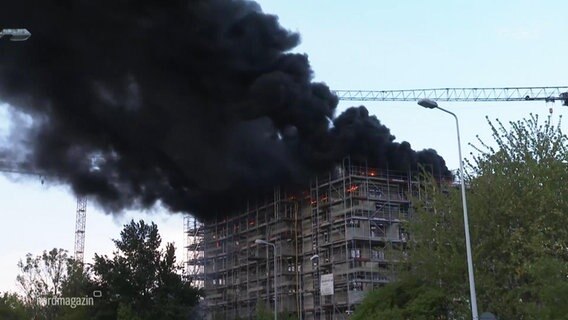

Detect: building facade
185,160,419,319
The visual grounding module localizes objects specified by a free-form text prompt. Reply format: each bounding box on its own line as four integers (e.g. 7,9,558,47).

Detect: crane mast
74,196,87,263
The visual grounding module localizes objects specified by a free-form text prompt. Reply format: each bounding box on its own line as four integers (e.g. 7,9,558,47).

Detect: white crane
333,86,568,104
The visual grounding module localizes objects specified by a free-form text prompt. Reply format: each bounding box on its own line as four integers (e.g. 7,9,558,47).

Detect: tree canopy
354,114,568,320
0,292,27,320
6,219,202,320
90,219,203,319
352,278,448,320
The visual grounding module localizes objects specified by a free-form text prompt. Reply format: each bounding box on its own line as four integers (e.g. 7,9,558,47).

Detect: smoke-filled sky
1,0,567,291
0,0,449,221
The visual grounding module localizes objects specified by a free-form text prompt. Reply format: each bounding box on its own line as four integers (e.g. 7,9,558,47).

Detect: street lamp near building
255,239,277,320
417,98,479,320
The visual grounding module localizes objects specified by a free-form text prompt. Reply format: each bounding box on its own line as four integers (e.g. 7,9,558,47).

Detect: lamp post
0,29,31,41
256,239,277,320
417,98,479,320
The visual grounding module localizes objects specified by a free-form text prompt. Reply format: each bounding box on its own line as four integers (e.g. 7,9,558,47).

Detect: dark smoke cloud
0,0,449,221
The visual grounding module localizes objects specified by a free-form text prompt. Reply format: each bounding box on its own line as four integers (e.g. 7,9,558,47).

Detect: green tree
57,261,98,320
60,259,92,298
464,115,568,319
89,219,202,320
352,278,448,320
0,292,28,320
116,303,143,320
255,302,272,320
354,114,568,319
14,248,95,320
16,248,70,319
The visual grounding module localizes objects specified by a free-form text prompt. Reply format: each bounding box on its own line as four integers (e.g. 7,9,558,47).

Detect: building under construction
185,159,420,319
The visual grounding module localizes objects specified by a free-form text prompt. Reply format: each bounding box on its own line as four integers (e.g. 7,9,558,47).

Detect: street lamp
256,239,277,320
0,29,31,41
417,98,479,320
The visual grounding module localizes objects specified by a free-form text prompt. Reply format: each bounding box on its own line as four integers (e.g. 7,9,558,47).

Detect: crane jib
333,87,568,106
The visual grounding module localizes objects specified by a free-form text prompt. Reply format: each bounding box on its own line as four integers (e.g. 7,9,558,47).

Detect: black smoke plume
0,0,449,221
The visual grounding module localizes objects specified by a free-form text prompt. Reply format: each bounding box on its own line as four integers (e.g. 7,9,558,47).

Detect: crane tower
74,196,88,263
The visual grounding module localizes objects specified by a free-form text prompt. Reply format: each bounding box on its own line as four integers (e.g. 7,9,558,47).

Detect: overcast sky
2,0,568,292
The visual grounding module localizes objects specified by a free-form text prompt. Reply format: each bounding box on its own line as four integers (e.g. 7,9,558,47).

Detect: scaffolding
303,159,417,319
198,188,303,320
184,215,205,288
192,159,419,320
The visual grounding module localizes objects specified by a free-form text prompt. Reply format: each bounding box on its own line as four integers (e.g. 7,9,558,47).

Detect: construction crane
0,160,87,263
333,86,568,104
